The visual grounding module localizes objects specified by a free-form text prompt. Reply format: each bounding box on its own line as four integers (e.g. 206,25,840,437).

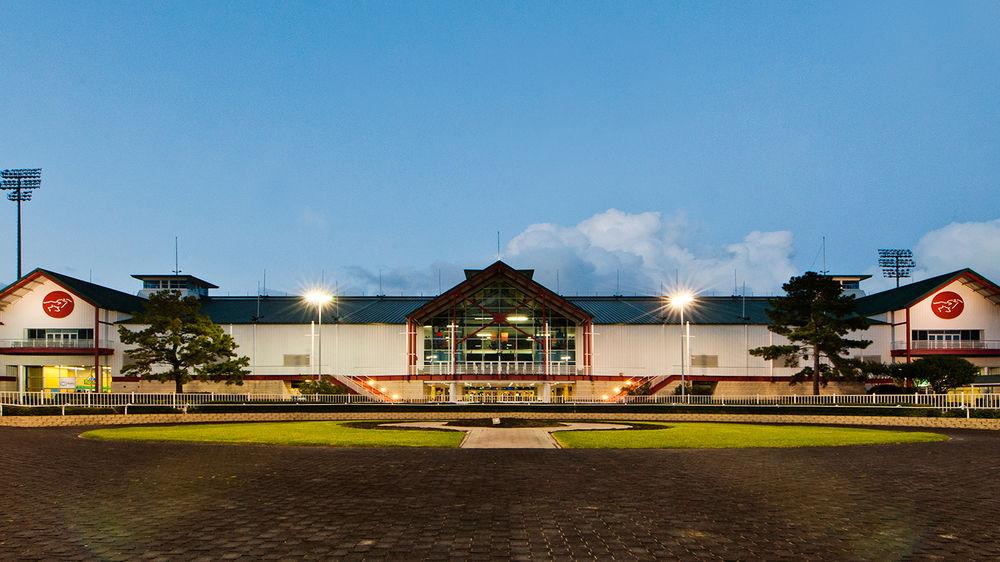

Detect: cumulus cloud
504,209,797,296
336,213,1000,297
914,218,1000,280
334,210,797,296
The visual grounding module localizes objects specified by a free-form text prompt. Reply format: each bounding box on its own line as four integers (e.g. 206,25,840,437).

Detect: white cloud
504,209,797,295
336,213,1000,297
860,218,1000,292
914,218,1000,280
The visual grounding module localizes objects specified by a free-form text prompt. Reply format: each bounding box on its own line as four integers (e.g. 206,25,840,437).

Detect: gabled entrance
405,261,593,379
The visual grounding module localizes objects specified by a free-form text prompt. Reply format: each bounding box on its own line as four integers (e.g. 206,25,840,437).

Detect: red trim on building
905,306,912,363
0,270,100,309
407,261,591,325
94,307,102,393
891,348,1000,357
0,347,114,356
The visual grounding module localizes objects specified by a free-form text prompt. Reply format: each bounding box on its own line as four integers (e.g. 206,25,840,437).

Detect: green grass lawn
81,421,463,448
553,422,949,449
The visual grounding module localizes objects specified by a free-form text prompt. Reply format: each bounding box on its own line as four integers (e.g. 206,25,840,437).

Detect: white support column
543,382,552,403
309,321,316,375
448,381,458,402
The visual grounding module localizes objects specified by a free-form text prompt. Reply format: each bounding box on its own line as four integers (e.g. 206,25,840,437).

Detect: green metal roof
195,295,777,325
199,296,432,324
853,269,1000,316
19,266,982,326
568,296,773,324
3,269,148,313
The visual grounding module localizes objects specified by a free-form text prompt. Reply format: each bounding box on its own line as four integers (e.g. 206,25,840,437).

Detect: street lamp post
669,292,695,397
304,290,334,381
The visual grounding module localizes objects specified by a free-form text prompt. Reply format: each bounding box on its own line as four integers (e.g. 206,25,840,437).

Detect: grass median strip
81,421,464,448
553,422,949,449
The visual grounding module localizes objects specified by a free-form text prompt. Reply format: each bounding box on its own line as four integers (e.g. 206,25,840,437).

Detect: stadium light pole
878,249,915,288
304,290,334,380
1,168,42,279
669,291,696,397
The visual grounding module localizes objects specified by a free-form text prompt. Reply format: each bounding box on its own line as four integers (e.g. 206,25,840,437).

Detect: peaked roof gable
854,268,1000,316
407,261,591,323
0,268,147,313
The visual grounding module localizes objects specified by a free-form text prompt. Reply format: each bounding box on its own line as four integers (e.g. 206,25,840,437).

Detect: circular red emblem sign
931,291,964,319
42,291,75,318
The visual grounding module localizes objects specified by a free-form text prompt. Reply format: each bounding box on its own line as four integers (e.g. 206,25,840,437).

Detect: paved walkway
3,425,1000,560
385,421,632,448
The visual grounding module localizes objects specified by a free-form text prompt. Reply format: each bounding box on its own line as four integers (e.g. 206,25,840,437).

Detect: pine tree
750,272,872,395
118,291,250,393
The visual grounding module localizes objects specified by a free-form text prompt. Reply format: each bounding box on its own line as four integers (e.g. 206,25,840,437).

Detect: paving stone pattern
2,426,1000,560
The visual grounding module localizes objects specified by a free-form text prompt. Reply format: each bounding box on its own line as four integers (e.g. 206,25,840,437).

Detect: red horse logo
933,299,961,314
41,291,75,318
930,291,963,319
44,297,72,313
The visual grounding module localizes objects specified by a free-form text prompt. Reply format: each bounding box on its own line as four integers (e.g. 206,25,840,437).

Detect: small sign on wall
59,377,75,389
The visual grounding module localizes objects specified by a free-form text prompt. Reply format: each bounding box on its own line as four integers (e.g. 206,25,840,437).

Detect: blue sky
1,2,998,296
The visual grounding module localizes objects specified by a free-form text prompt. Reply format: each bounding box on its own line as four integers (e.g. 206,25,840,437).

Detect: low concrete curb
1,411,998,430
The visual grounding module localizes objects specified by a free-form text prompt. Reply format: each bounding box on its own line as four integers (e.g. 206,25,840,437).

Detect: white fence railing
1,391,998,410
581,393,1000,409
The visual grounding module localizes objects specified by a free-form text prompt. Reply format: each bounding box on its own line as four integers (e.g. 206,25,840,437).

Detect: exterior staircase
605,376,661,402
332,375,394,402
645,374,675,395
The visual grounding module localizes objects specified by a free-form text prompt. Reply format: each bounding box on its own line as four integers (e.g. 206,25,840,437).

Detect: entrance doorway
462,385,537,403
45,330,79,347
928,332,961,349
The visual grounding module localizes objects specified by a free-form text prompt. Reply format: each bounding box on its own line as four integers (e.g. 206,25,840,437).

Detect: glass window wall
421,280,577,372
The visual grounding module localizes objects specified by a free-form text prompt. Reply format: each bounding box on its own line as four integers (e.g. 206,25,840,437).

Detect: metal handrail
0,338,98,349
892,340,1000,350
417,362,580,376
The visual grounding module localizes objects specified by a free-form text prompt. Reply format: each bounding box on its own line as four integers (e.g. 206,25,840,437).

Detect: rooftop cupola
822,274,871,298
132,274,218,299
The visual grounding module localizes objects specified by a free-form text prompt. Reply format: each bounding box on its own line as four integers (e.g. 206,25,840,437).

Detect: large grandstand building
0,261,998,400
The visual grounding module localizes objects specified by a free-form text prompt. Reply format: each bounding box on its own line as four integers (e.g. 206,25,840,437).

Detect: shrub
296,376,349,395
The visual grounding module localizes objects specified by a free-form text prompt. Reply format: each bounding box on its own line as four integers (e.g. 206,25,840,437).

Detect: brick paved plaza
2,424,999,561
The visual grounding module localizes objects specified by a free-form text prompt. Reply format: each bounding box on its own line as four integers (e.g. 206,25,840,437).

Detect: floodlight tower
1,168,42,279
878,248,915,288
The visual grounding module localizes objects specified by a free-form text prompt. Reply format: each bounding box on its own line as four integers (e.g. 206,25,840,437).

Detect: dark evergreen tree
118,291,250,393
750,272,872,395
